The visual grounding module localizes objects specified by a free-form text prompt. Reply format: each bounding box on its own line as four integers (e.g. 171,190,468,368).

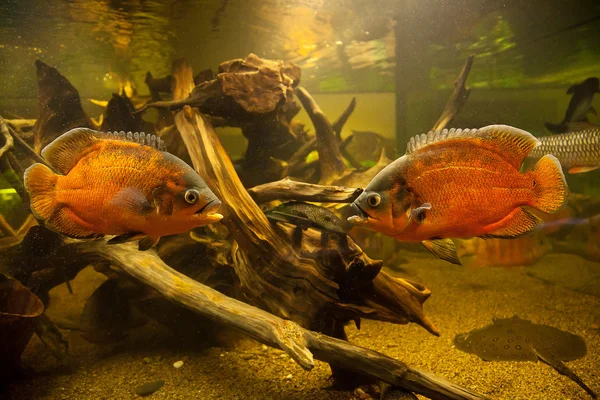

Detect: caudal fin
24,163,59,220
530,154,568,214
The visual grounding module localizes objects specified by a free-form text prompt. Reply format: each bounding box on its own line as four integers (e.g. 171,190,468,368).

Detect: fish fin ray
568,166,599,174
42,128,167,174
422,238,461,265
45,207,98,238
481,208,543,238
106,232,146,245
531,154,569,213
410,203,431,224
24,163,59,220
110,187,154,215
138,236,160,251
406,125,540,169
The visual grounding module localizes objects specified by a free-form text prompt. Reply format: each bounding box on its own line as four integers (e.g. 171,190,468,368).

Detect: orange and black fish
24,128,222,250
456,233,552,268
347,125,569,264
528,128,600,174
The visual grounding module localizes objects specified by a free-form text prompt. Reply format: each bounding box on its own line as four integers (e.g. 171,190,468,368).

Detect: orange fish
24,128,222,250
456,234,552,268
347,125,569,264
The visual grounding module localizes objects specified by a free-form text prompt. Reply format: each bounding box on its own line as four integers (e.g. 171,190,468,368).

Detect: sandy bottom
2,252,599,400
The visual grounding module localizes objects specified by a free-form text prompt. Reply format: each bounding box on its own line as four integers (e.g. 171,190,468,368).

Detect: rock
134,380,165,397
173,360,184,369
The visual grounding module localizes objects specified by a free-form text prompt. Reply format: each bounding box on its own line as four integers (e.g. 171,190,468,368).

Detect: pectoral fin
532,346,597,399
589,106,597,116
110,187,153,215
138,236,160,251
410,203,431,224
422,238,461,265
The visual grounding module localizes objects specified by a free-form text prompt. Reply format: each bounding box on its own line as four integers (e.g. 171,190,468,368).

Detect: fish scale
529,128,600,173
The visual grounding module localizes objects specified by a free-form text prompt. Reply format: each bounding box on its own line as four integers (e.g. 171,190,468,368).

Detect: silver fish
529,128,600,174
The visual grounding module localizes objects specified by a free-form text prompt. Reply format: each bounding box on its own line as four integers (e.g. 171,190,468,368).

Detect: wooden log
295,87,346,184
248,178,362,204
0,117,14,160
72,240,485,400
100,94,143,133
431,56,474,132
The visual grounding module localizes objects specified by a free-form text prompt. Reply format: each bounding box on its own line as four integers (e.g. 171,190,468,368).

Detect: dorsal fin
42,128,167,174
406,125,540,169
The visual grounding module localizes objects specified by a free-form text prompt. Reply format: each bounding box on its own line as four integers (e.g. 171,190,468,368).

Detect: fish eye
184,189,200,204
367,193,381,207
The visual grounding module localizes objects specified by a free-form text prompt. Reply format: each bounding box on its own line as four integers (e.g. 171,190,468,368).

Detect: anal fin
480,208,543,239
45,208,100,239
107,232,146,245
532,346,597,399
422,238,461,265
138,236,160,251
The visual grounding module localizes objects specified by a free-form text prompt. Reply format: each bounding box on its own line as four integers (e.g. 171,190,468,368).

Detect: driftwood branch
0,118,14,160
295,87,346,184
431,55,474,132
75,241,484,400
76,241,314,369
248,178,363,204
332,97,357,140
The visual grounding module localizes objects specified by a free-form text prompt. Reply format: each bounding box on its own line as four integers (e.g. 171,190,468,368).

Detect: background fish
528,128,600,174
456,233,551,268
79,279,133,344
347,125,569,265
265,201,350,235
552,214,600,263
545,77,600,134
454,316,596,399
24,128,222,250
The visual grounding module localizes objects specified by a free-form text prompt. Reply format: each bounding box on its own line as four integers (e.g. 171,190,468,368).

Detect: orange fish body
348,125,569,264
24,128,222,250
456,234,552,268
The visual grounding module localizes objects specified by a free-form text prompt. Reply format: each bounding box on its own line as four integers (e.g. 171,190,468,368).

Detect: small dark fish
265,201,349,235
455,316,596,398
80,279,132,344
529,128,600,174
545,78,600,134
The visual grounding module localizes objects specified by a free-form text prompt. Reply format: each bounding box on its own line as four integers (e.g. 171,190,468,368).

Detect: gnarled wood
295,87,346,184
248,178,362,204
74,240,484,400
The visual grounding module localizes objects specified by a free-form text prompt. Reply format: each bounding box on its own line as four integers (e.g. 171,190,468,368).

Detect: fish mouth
196,199,221,215
347,203,372,224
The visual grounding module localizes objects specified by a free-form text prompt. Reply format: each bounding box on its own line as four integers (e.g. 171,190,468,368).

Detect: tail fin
530,155,568,214
544,122,567,134
24,163,59,220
